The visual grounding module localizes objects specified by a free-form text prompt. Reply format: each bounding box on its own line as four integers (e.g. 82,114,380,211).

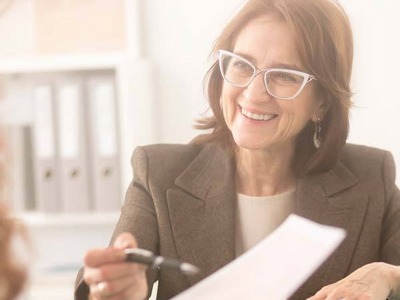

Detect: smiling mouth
241,107,277,121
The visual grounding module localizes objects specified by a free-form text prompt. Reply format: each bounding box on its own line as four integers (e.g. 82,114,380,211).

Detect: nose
243,71,272,102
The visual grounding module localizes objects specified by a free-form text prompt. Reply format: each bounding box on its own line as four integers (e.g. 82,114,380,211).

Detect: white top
235,189,296,256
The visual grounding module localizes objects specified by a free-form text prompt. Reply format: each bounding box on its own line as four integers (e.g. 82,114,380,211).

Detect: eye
232,60,252,70
269,71,302,84
229,58,254,77
272,72,296,81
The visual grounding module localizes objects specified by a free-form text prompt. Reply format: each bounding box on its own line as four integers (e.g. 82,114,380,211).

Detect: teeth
241,108,275,121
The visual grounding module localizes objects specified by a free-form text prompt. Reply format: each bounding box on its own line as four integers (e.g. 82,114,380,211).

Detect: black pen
124,248,200,276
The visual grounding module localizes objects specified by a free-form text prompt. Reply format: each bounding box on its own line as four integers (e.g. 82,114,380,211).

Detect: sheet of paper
172,214,346,300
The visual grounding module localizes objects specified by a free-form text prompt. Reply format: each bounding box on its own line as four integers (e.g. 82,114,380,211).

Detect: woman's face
221,15,322,152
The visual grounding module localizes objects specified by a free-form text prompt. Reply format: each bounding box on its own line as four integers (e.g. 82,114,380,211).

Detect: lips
240,107,277,121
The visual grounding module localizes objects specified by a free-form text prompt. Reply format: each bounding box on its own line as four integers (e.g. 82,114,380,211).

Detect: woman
76,0,400,299
0,128,30,299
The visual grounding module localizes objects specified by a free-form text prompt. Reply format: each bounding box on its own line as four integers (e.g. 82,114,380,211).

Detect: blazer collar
296,159,360,220
175,143,235,200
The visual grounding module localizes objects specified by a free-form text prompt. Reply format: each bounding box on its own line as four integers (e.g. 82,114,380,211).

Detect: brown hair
0,204,29,300
0,128,30,300
193,0,353,176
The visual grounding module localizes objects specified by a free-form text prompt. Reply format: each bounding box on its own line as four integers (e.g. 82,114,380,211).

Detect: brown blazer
75,142,400,300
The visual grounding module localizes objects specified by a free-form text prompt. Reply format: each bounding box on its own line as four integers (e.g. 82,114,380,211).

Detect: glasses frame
218,49,317,100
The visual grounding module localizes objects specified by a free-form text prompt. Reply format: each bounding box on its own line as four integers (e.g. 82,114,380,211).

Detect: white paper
173,214,346,300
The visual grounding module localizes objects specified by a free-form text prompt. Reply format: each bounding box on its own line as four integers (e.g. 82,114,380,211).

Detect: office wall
342,1,400,170
141,0,245,143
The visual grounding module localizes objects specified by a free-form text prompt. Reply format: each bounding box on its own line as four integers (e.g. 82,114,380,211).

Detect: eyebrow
233,51,304,71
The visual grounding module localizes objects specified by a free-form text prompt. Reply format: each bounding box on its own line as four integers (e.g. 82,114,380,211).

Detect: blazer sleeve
380,151,400,264
74,146,160,300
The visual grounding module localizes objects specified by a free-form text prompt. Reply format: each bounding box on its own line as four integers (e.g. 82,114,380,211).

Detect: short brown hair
193,0,353,176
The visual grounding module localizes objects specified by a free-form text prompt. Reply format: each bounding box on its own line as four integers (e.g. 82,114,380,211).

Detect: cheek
279,97,318,133
221,85,240,125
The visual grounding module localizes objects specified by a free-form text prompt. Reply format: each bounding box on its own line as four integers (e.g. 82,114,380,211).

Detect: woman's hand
307,262,400,300
83,232,148,300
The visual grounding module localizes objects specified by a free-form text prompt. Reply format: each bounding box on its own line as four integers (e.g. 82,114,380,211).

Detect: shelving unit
0,52,157,299
16,211,120,228
0,52,157,197
0,52,127,73
0,0,150,297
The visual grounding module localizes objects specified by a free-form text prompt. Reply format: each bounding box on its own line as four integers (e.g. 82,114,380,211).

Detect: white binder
5,125,35,211
86,75,121,211
32,85,60,212
55,79,90,212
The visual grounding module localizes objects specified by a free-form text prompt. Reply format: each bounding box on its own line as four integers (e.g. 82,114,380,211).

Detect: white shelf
28,271,76,300
15,211,120,227
0,52,134,74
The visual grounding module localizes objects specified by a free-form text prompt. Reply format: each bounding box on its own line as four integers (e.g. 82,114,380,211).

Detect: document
173,214,346,300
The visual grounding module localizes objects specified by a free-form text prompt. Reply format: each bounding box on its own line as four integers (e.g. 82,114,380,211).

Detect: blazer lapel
295,160,370,292
166,144,236,285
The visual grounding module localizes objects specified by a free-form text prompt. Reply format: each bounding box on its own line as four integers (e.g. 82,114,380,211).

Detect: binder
2,76,36,211
86,75,121,211
5,125,35,211
55,79,90,212
32,85,60,212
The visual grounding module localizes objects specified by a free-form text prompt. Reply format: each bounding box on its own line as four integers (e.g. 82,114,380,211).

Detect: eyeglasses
218,50,317,100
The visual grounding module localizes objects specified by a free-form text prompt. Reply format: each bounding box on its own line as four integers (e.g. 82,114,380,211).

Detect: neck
235,146,297,197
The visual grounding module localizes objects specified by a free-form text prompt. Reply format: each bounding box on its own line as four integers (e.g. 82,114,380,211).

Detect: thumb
113,232,138,249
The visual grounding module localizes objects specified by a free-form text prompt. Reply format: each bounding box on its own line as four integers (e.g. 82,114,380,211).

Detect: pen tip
180,263,200,275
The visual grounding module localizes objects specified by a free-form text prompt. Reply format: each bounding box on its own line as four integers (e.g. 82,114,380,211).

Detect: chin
232,134,267,150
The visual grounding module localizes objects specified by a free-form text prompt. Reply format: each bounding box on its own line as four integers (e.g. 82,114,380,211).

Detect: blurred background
0,0,399,299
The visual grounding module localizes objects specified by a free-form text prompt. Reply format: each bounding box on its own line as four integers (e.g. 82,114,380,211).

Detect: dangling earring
313,117,322,149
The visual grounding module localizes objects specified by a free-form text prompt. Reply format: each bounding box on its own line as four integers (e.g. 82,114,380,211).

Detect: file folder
55,79,90,212
86,75,121,211
5,125,35,211
32,85,60,212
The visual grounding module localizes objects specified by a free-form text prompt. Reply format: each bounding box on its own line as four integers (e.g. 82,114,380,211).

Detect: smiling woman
75,0,400,299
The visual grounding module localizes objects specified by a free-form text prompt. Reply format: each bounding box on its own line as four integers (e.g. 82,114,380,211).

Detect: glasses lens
219,53,255,87
265,70,306,99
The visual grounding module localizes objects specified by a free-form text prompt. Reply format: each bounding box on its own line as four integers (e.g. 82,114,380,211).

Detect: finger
95,278,147,300
84,261,143,283
90,270,147,299
90,281,112,299
113,232,138,249
112,233,148,272
84,247,126,268
306,286,330,300
306,295,324,300
116,281,148,300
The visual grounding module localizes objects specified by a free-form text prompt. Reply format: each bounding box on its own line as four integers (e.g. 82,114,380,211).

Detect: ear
312,99,330,122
